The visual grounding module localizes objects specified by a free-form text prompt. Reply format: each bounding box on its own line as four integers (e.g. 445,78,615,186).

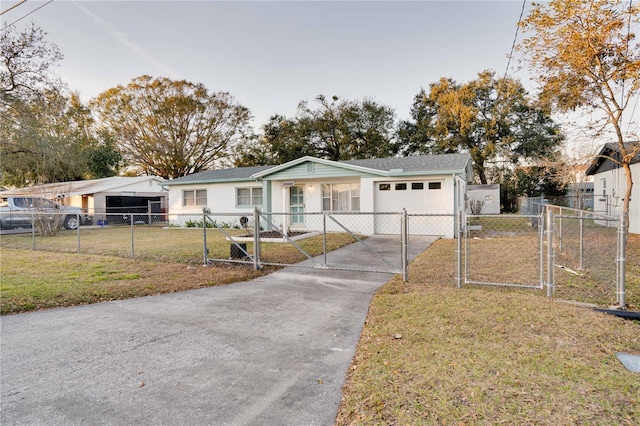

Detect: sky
1,0,637,144
1,1,537,125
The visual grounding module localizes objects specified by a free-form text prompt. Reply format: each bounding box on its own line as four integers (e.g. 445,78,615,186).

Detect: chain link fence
202,210,411,275
463,201,627,308
465,214,544,289
545,205,623,306
3,205,628,307
2,213,200,263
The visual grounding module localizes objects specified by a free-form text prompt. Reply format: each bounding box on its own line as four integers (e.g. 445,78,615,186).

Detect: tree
1,89,121,186
398,70,564,184
91,75,252,179
518,0,640,230
1,21,63,102
234,95,398,166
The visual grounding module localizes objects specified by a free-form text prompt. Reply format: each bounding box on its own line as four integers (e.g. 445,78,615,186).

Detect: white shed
467,184,500,214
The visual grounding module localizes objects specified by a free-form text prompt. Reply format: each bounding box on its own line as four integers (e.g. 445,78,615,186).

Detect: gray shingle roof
341,153,470,172
165,154,471,185
167,165,273,184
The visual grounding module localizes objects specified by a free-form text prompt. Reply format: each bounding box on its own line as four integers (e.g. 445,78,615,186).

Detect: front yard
0,226,356,314
336,236,640,424
2,228,639,423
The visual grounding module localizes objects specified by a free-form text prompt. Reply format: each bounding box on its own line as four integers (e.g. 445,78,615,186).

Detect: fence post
323,213,327,267
546,207,554,297
76,214,81,254
618,213,627,309
456,210,463,289
31,215,36,250
401,209,408,282
130,213,135,258
203,207,210,265
538,212,544,289
253,208,260,270
557,206,563,253
578,210,584,270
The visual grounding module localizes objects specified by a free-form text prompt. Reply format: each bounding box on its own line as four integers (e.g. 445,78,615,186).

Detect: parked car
0,196,91,230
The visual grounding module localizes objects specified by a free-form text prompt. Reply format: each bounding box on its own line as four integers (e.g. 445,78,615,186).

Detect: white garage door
374,181,445,234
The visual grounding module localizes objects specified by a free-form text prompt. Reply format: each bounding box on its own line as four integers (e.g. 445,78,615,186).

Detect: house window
411,182,424,190
322,183,360,211
428,182,442,190
395,183,407,191
183,189,207,207
236,187,263,207
379,183,391,191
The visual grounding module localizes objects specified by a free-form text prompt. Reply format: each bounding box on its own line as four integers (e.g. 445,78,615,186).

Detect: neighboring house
0,176,167,224
165,154,473,237
586,143,640,234
566,182,594,210
467,184,500,214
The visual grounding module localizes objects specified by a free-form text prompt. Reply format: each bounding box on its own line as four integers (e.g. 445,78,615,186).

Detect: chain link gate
202,208,409,278
462,206,627,308
464,214,545,289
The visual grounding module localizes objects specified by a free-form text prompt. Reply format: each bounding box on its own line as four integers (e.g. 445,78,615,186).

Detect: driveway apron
1,236,436,425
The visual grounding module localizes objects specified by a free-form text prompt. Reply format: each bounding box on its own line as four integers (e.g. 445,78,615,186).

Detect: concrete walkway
1,236,436,425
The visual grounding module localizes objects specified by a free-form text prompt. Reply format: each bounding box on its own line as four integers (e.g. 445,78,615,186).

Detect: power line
1,0,54,31
504,0,527,80
1,0,28,17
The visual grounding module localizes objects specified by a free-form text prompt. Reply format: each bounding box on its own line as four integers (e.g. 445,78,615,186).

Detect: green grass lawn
0,227,357,314
0,225,357,264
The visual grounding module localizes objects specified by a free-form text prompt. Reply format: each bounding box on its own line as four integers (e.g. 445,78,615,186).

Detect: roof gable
586,142,640,176
251,156,389,179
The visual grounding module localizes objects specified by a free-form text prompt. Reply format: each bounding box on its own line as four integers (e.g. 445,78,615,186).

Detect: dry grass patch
337,236,640,425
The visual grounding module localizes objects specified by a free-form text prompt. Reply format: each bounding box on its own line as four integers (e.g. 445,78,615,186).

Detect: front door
289,186,305,227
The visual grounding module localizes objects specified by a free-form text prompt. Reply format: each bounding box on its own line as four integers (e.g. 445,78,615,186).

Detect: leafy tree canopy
398,70,564,184
91,75,252,179
233,95,398,166
519,0,640,227
1,89,122,186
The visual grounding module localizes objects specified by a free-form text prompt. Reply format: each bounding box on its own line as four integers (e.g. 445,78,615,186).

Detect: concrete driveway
1,236,436,425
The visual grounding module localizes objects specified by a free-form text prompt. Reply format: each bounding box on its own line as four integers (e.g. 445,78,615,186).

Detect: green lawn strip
0,226,359,265
0,248,267,314
337,236,640,425
0,230,359,315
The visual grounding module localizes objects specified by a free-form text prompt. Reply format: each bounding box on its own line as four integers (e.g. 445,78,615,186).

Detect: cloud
71,0,179,79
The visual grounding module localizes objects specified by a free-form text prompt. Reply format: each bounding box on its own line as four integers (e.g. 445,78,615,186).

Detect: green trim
251,156,388,179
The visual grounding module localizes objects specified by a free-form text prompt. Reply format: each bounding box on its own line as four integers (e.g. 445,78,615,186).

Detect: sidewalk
0,236,436,425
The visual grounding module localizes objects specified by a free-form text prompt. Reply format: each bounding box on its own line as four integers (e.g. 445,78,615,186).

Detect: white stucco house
164,154,473,238
586,143,639,234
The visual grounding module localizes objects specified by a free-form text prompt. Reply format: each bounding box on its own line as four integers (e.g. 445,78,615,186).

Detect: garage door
374,181,445,234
